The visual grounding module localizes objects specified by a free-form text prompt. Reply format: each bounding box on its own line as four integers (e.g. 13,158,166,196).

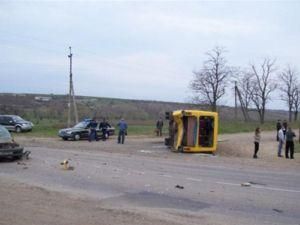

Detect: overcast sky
0,0,299,109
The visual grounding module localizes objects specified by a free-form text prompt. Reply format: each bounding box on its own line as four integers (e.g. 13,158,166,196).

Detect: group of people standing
88,116,164,144
88,117,128,144
88,118,112,142
276,119,295,159
253,119,296,159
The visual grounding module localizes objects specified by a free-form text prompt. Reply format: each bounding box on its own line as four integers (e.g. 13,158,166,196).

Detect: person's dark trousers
89,129,97,142
158,128,162,136
286,141,294,159
290,142,294,159
253,142,259,158
102,129,107,141
118,130,125,144
95,131,99,141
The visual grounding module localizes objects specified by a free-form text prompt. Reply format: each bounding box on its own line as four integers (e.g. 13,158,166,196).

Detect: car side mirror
9,120,13,124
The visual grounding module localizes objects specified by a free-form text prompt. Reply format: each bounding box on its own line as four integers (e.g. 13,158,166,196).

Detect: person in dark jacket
285,127,296,159
156,117,164,136
88,118,98,142
117,118,128,144
253,127,261,159
282,119,288,136
99,118,111,141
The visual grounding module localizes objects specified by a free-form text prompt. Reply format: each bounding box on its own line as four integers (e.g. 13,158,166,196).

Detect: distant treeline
0,93,288,125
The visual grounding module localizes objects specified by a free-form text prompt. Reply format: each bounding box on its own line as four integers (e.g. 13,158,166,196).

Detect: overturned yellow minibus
165,110,218,153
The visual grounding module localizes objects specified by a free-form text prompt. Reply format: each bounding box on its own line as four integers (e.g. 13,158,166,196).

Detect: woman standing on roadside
253,127,261,159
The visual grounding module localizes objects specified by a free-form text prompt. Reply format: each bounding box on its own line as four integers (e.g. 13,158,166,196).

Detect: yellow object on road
165,110,218,153
60,159,69,170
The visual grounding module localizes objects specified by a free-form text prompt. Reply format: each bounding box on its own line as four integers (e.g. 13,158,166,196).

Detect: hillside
0,93,288,124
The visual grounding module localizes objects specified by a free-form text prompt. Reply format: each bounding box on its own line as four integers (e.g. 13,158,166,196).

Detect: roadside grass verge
14,119,300,139
13,119,62,138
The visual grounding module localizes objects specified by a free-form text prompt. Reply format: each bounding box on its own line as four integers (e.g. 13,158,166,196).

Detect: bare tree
292,86,300,121
190,46,231,112
279,65,298,122
250,58,277,124
235,70,254,111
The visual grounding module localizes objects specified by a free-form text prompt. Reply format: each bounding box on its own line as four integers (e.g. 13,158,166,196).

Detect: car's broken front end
0,142,24,159
0,125,28,159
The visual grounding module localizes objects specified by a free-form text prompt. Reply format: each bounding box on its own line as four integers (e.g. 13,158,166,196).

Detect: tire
73,134,80,141
13,155,22,160
15,126,22,133
178,146,184,153
62,137,68,141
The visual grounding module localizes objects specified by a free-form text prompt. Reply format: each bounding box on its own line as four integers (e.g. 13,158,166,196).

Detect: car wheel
73,134,80,141
13,155,22,160
15,126,22,133
62,137,68,141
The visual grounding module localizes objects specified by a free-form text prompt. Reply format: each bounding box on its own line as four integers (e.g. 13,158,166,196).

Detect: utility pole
67,46,79,127
234,81,237,120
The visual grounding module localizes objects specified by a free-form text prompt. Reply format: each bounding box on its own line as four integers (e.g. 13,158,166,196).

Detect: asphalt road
1,143,300,225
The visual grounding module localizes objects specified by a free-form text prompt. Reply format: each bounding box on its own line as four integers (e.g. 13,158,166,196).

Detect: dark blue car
58,119,115,141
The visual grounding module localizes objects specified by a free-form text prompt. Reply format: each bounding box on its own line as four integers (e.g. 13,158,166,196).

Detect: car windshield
73,121,89,129
12,116,26,123
0,125,12,142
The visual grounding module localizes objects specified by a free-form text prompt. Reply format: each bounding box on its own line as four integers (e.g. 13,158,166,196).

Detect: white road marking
139,150,153,153
151,145,166,149
215,181,240,186
186,177,203,182
216,181,300,193
251,185,300,193
131,170,145,175
159,174,173,178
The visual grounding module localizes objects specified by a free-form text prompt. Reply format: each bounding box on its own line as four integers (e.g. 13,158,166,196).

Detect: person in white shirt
277,127,285,157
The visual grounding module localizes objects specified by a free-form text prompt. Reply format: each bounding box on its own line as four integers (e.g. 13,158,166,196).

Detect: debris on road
60,159,74,170
241,182,251,187
175,185,184,189
273,208,283,213
23,151,31,160
248,181,266,186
